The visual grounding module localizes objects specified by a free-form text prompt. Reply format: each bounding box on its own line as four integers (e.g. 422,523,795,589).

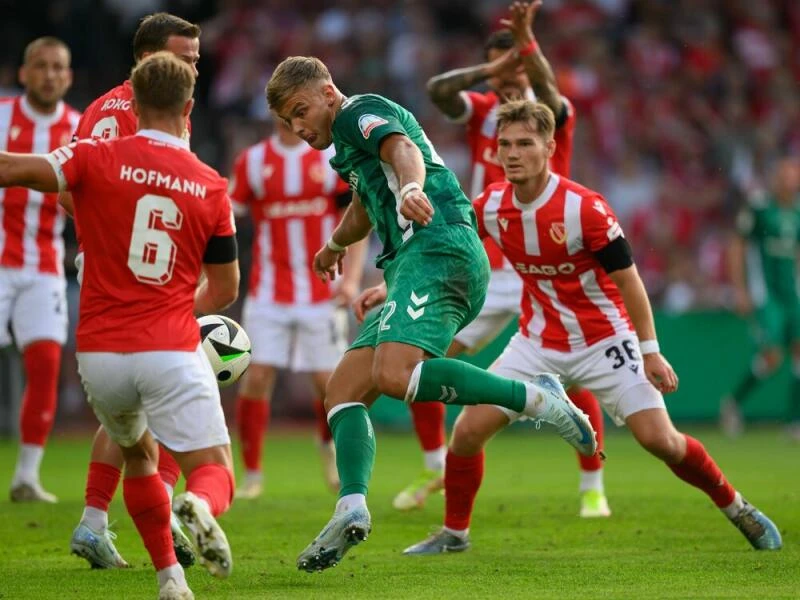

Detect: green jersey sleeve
334,96,409,157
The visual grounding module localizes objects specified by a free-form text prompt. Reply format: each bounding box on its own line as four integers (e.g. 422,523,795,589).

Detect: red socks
19,340,61,446
443,450,484,531
411,401,446,451
123,473,176,570
568,388,604,471
85,461,121,511
157,447,181,489
313,398,333,443
236,396,270,472
669,434,736,508
186,463,234,516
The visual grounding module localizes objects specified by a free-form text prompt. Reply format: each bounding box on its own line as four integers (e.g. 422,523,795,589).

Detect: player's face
486,47,530,103
19,45,72,110
497,121,554,183
162,35,200,77
278,83,336,150
773,159,800,203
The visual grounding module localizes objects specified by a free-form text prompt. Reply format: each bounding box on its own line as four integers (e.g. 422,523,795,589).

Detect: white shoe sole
173,493,232,578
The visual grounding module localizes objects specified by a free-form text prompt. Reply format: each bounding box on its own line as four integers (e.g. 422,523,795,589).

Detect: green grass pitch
0,427,797,599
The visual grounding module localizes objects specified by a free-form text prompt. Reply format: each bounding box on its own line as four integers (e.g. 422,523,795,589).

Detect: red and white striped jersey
0,96,80,274
456,90,576,270
473,176,632,352
229,136,350,305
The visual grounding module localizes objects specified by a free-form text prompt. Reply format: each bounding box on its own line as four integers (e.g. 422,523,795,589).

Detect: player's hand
400,188,434,226
643,353,679,394
500,1,542,47
733,288,753,316
333,278,360,307
352,283,387,323
313,244,346,283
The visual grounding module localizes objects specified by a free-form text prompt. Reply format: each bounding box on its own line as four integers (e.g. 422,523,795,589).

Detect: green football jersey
737,192,800,303
330,94,475,267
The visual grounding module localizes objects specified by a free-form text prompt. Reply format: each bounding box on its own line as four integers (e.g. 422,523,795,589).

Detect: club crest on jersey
499,218,509,231
9,126,20,141
262,165,275,180
309,163,325,184
358,114,388,139
593,200,607,215
549,222,566,244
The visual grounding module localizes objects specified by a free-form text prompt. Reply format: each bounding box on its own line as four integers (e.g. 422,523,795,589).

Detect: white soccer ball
198,315,252,388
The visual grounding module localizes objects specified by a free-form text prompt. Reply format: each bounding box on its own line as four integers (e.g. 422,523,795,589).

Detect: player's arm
0,152,60,192
426,51,521,119
601,245,678,394
195,236,240,315
502,1,563,118
313,193,372,284
729,207,756,315
379,134,433,226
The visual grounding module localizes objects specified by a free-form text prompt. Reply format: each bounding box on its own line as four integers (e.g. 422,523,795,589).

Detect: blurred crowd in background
1,0,799,425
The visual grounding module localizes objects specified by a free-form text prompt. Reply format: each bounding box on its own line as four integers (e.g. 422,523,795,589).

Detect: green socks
414,358,527,413
329,403,376,498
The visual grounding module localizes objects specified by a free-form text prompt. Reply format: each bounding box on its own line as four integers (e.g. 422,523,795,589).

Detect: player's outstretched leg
393,401,445,511
627,404,782,550
568,387,611,518
405,357,598,457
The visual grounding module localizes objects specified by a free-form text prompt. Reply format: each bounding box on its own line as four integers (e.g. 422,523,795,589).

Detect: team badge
309,163,325,184
593,200,607,215
358,114,388,139
499,218,509,231
60,132,72,146
262,165,275,180
549,222,566,244
9,126,20,141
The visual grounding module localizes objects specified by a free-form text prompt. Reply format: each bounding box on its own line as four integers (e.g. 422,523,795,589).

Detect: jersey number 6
128,194,184,285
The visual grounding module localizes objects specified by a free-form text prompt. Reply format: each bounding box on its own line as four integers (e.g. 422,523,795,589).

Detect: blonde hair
130,51,195,114
23,37,70,65
266,56,331,111
496,100,555,139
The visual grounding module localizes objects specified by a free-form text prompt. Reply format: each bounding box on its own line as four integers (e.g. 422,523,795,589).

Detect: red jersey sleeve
472,189,489,240
228,149,253,214
581,193,624,252
46,139,96,193
460,91,495,128
214,190,237,238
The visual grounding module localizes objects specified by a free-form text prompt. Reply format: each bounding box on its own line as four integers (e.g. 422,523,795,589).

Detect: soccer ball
198,315,252,388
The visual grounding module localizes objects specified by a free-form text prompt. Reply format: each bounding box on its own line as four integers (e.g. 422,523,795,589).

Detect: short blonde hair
496,100,555,139
266,56,331,111
23,37,70,65
130,51,194,114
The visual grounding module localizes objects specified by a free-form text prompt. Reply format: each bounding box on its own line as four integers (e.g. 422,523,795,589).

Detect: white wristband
327,238,347,252
400,182,422,199
639,339,660,355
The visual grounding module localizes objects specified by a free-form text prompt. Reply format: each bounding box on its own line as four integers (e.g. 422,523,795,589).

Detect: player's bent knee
450,406,506,455
371,360,412,400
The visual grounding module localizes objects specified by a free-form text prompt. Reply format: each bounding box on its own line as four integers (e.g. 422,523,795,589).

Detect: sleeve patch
358,114,389,139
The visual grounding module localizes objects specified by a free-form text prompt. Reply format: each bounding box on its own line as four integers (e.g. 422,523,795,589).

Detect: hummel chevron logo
410,291,428,306
499,218,509,231
629,363,639,374
407,306,425,320
437,386,458,403
407,291,428,320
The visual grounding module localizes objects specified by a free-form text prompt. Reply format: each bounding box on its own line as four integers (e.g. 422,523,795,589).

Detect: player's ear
131,97,139,119
546,138,556,158
183,97,195,119
18,65,27,87
322,83,336,107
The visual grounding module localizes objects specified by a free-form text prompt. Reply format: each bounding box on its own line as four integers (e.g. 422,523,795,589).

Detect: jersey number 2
128,194,183,285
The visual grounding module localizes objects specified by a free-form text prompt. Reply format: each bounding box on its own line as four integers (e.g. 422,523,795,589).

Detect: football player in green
722,158,800,439
266,56,598,572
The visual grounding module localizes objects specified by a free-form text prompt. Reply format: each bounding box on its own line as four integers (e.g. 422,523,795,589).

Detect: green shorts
351,224,490,357
753,298,800,348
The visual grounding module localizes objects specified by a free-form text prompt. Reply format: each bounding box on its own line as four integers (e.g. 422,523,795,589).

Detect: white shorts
454,268,521,351
491,332,666,426
242,299,347,372
0,267,67,349
77,345,230,452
